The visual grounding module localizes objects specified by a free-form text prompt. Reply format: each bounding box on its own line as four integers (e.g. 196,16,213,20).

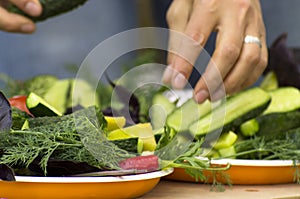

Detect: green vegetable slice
189,87,271,137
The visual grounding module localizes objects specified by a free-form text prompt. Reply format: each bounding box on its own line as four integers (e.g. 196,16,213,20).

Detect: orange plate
165,159,300,185
0,168,173,199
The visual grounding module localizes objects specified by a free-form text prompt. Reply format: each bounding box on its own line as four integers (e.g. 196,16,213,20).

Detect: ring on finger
244,35,262,48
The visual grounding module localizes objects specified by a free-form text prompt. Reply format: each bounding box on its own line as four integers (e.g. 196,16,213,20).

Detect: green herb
0,106,133,175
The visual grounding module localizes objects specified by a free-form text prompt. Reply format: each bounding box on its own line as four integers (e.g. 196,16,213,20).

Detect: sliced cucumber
167,98,213,132
263,87,300,114
150,93,175,130
26,92,63,117
212,131,238,150
43,79,70,114
239,118,259,137
68,79,100,109
218,146,236,158
189,87,271,137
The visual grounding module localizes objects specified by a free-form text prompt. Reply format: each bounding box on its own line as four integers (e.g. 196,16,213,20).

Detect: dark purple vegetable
266,33,300,88
0,92,12,130
28,159,100,177
0,164,15,181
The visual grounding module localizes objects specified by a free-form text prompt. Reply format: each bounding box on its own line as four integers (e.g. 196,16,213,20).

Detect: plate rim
10,168,174,183
208,158,299,167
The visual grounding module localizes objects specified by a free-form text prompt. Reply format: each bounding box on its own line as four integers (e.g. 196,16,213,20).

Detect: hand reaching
163,0,268,103
0,0,41,33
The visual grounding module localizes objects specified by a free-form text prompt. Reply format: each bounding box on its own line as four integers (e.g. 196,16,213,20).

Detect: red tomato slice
119,155,159,172
9,95,32,115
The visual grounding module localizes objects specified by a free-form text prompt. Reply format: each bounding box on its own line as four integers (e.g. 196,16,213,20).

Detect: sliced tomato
9,95,32,115
119,155,159,172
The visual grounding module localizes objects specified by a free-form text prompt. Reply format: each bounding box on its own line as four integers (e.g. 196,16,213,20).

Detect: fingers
0,7,35,33
163,0,217,89
193,0,267,103
166,0,193,65
213,2,267,99
193,7,246,102
9,0,42,16
0,0,42,33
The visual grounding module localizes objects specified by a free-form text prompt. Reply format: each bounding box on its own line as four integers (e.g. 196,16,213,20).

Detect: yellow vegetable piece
108,123,157,151
105,116,126,131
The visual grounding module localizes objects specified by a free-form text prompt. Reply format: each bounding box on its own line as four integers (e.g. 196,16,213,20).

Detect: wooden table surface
141,180,300,199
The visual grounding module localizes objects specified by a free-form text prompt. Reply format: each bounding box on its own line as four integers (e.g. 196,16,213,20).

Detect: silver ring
244,35,262,48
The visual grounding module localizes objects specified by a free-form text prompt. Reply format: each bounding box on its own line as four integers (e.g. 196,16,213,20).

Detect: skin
0,0,42,33
162,0,268,103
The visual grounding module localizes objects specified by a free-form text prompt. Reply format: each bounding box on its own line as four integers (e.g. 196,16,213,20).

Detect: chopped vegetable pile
0,34,299,187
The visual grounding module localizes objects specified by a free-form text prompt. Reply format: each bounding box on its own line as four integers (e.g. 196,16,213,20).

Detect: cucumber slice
212,131,238,150
150,93,175,130
26,92,63,117
43,79,70,114
218,146,236,158
69,79,100,109
239,119,259,137
263,87,300,114
167,98,213,132
189,87,271,137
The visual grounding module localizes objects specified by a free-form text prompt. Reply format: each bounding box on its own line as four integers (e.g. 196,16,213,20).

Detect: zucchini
43,79,70,114
189,87,271,138
263,87,300,114
43,78,100,114
256,111,300,138
68,79,100,110
167,99,214,132
110,137,143,154
26,92,62,117
8,0,89,22
150,93,175,130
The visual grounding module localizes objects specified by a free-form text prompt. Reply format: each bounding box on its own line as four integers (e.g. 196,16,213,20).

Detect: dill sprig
0,106,133,175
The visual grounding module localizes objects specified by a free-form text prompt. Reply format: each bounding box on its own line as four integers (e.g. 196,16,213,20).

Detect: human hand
162,0,268,103
0,0,42,33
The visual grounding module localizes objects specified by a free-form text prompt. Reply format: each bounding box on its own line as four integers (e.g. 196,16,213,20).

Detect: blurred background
0,0,299,81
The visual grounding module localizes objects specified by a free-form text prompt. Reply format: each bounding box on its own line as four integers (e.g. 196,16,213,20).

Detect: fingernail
194,90,209,103
172,73,187,89
21,24,35,33
211,88,226,101
25,2,41,16
162,65,173,84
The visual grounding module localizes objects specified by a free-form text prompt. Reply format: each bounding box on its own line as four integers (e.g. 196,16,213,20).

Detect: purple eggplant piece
28,159,100,177
0,164,15,181
267,33,300,88
0,92,12,130
105,73,140,124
